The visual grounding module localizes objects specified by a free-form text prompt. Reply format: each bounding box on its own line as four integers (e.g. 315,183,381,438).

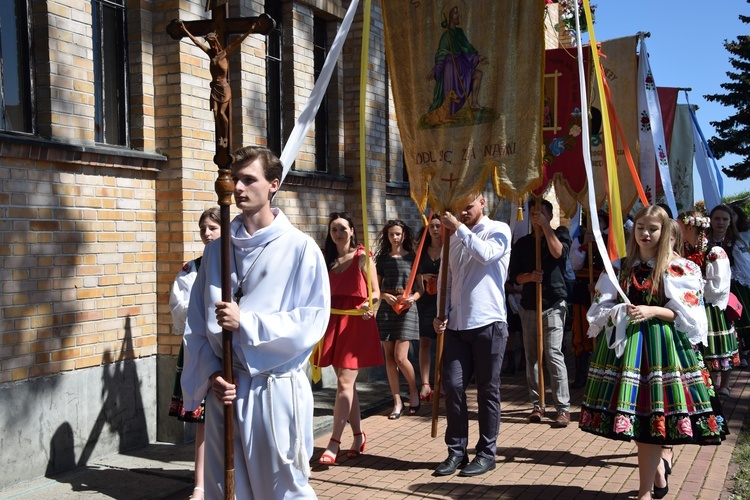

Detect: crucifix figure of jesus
167,5,274,169
176,22,252,150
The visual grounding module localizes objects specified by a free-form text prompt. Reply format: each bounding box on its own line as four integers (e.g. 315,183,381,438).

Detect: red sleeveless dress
318,246,384,369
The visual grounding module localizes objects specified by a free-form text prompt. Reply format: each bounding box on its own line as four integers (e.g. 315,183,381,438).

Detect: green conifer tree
704,7,750,180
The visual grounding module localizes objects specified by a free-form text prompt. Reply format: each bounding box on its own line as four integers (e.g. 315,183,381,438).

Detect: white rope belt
261,371,311,478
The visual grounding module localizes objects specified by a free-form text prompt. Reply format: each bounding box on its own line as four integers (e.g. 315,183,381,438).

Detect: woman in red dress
318,212,384,464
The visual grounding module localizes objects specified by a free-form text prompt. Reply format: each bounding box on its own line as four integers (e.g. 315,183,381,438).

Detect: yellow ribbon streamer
583,0,627,260
310,0,374,382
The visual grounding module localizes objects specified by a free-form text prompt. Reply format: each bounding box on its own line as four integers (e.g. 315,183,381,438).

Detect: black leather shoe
458,455,496,477
433,454,469,476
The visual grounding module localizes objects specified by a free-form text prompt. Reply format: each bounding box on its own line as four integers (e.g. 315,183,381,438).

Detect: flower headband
682,215,710,228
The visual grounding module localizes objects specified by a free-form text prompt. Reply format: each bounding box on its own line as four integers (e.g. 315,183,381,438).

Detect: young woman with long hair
375,219,424,419
317,212,383,465
580,205,726,500
679,209,738,396
415,214,442,402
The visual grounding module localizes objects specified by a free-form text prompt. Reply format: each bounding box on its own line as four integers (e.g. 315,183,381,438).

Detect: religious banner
382,0,546,212
652,87,679,203
637,37,677,216
553,36,640,217
537,45,590,217
669,104,695,212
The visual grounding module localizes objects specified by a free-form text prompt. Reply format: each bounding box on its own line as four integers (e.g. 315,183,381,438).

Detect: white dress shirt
439,215,512,330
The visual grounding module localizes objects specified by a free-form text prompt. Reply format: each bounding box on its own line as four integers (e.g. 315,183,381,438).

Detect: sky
584,0,748,200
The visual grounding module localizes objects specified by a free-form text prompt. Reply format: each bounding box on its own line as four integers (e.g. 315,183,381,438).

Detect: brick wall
0,141,161,382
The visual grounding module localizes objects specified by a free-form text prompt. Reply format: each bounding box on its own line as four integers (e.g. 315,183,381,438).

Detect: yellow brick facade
0,0,568,484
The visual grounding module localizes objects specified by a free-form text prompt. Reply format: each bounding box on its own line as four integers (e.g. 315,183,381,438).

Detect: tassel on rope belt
261,370,311,478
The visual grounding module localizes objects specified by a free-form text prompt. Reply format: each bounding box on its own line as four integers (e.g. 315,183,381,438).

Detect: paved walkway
2,367,747,499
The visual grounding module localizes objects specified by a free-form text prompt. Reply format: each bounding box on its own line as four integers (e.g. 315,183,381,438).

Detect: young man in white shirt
433,193,512,477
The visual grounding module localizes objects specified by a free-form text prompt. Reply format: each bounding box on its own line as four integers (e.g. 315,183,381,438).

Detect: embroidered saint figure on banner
384,0,546,212
422,4,497,129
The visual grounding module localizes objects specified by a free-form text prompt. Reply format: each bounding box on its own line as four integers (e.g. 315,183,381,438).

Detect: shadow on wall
45,316,149,482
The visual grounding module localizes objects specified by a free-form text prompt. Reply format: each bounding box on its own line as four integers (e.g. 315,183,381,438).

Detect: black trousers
442,321,508,458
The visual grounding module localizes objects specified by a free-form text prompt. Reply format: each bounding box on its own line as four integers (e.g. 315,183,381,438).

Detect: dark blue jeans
442,321,508,459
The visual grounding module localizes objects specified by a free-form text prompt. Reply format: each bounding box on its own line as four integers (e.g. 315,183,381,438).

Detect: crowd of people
166,145,750,500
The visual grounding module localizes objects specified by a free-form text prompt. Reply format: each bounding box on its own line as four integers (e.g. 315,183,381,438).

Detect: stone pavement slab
310,367,750,499
1,368,747,499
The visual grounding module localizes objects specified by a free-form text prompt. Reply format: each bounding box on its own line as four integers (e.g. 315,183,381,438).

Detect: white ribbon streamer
278,0,360,184
573,8,628,303
638,36,677,217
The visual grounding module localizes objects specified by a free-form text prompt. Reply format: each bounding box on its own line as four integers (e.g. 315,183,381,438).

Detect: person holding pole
432,192,511,477
181,146,330,499
568,210,608,388
508,198,572,427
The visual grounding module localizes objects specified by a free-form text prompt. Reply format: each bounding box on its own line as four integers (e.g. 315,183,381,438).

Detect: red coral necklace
630,264,654,292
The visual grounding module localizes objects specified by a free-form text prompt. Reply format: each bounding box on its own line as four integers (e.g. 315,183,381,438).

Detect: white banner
669,104,695,213
689,103,723,211
637,36,677,217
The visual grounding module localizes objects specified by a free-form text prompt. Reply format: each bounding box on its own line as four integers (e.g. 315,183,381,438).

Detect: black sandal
661,446,673,476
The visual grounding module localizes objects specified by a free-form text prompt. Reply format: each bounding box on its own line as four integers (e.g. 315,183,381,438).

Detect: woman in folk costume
416,214,442,402
318,212,383,465
729,204,750,367
679,210,738,397
168,207,221,500
375,219,424,419
580,206,726,500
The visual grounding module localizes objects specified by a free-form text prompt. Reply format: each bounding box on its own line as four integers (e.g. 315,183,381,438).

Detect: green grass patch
729,407,750,499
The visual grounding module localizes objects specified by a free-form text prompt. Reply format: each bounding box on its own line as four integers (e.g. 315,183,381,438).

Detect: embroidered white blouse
704,246,731,310
586,257,708,353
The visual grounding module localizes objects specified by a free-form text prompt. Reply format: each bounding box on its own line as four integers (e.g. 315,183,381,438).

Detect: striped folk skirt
580,318,727,445
169,343,206,423
703,304,740,372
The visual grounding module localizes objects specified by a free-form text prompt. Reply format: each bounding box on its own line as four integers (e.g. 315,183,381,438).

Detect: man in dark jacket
508,198,571,428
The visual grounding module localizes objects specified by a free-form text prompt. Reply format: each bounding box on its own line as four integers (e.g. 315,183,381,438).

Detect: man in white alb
181,146,330,499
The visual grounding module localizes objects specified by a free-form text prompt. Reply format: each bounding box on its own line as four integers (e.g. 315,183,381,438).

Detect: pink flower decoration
581,410,592,427
614,414,632,434
677,417,693,437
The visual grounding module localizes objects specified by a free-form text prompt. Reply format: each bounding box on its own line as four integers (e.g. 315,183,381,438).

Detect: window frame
313,15,330,173
92,0,130,146
0,0,35,134
265,0,284,158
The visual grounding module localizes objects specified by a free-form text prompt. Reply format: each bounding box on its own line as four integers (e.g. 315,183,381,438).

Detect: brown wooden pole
213,5,235,496
217,176,235,500
431,226,451,438
535,198,545,410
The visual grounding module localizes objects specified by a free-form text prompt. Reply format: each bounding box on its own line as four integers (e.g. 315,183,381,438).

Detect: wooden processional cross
167,1,274,498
